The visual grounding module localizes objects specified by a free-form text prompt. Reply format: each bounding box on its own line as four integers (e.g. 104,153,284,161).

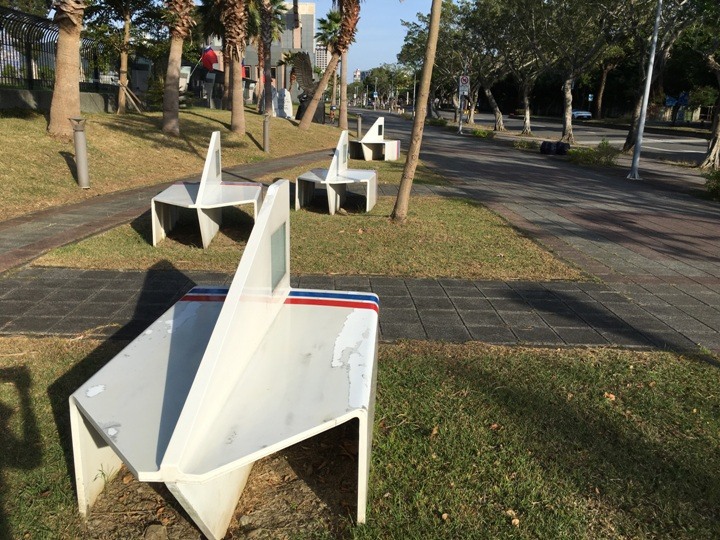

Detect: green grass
34,196,583,281
1,338,718,539
0,107,339,220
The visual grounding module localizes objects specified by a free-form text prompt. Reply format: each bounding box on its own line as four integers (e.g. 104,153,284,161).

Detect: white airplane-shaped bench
348,117,400,161
151,131,263,248
295,130,378,215
70,180,380,540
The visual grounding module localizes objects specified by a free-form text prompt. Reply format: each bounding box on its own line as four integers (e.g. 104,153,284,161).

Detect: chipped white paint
107,427,118,437
85,385,105,398
144,329,153,335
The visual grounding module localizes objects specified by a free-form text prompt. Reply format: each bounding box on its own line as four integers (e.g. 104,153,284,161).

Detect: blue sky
312,1,433,77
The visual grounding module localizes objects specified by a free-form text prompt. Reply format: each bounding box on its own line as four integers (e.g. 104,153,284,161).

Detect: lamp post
628,0,663,180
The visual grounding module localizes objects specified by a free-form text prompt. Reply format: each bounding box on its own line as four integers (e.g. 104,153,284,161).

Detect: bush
426,117,447,127
704,169,720,199
568,138,621,167
471,128,495,139
514,138,539,150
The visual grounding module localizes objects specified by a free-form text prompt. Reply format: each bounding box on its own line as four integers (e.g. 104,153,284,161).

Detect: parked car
571,110,592,120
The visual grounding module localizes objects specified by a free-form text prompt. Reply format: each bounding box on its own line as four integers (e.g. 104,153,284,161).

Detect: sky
312,1,433,79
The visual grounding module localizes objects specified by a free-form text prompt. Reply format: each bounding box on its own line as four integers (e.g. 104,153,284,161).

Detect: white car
572,110,592,120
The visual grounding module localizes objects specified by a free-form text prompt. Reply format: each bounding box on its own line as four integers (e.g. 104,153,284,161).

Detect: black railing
0,6,114,91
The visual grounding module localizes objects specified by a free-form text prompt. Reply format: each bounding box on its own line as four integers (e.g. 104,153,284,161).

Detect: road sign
459,75,470,96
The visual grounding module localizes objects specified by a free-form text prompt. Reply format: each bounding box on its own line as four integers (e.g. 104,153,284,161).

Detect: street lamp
628,0,663,180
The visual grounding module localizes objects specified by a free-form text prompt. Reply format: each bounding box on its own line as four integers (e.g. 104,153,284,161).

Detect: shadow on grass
59,151,78,182
0,366,42,540
130,206,255,249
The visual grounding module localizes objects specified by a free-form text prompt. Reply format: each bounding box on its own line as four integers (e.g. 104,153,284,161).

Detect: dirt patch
81,421,360,539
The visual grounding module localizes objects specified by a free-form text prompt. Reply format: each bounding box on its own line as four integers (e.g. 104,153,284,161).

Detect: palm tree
220,0,249,134
315,10,341,108
298,0,360,131
162,0,195,136
198,0,230,109
391,0,442,222
48,0,87,138
247,0,286,108
332,0,360,131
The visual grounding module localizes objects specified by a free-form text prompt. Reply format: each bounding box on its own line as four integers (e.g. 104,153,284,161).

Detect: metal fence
0,6,115,92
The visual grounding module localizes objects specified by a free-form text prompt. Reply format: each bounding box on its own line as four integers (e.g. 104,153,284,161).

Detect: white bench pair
151,131,263,249
70,180,380,539
349,117,400,161
295,130,378,216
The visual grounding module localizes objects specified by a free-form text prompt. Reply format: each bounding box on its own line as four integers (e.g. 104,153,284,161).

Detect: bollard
357,113,363,138
69,117,90,189
263,114,270,153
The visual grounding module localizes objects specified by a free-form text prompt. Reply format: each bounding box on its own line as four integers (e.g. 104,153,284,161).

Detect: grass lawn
1,337,718,539
0,107,339,221
33,195,583,281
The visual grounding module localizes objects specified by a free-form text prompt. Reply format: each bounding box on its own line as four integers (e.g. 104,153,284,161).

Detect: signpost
458,75,470,134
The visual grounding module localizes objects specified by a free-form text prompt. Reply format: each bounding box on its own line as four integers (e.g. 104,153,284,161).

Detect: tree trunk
330,65,337,106
262,0,273,152
391,0,442,222
521,83,532,135
298,52,340,130
222,44,231,110
162,35,184,136
595,64,613,119
467,88,479,125
230,57,246,134
116,13,131,115
339,50,349,130
48,16,82,138
484,87,505,131
699,92,720,169
560,77,574,143
623,96,644,152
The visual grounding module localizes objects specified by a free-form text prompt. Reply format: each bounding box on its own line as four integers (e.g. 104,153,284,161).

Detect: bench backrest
163,179,292,476
325,130,349,183
195,131,223,205
361,117,385,143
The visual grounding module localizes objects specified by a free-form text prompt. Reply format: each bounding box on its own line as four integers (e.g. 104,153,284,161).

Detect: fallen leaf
505,509,516,518
567,392,574,401
441,513,449,521
490,423,501,431
122,473,134,484
430,425,439,439
604,392,616,401
512,518,520,527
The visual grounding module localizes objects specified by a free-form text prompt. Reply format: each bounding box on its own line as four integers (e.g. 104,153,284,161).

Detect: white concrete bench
349,117,400,161
69,180,379,540
151,131,263,248
295,130,378,215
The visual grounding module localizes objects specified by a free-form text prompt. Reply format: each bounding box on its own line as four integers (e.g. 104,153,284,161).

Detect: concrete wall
0,88,117,113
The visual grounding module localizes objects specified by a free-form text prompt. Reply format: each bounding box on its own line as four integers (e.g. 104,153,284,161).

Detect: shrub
471,128,495,139
426,117,447,127
704,169,720,200
514,138,539,150
568,138,621,166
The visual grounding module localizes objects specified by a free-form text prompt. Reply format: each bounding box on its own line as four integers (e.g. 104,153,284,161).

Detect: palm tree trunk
298,52,340,130
339,50,349,130
391,0,442,222
222,42,231,110
162,35,184,136
230,57,246,134
48,15,83,138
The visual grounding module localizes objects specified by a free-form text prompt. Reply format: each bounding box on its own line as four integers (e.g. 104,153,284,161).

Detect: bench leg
363,176,378,213
197,207,222,249
326,183,347,216
151,200,180,247
166,463,254,540
70,398,124,516
295,179,315,211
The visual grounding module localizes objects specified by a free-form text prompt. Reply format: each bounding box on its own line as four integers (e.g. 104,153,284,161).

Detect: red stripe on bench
180,294,227,302
284,297,379,313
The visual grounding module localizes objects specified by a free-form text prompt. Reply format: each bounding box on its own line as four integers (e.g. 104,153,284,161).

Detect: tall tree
221,0,249,134
332,0,361,130
392,0,442,222
198,0,230,109
298,0,359,130
47,0,86,138
162,0,195,136
85,0,161,114
315,9,341,108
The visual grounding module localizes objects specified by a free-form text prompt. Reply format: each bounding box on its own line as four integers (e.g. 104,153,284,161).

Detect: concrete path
1,116,719,356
